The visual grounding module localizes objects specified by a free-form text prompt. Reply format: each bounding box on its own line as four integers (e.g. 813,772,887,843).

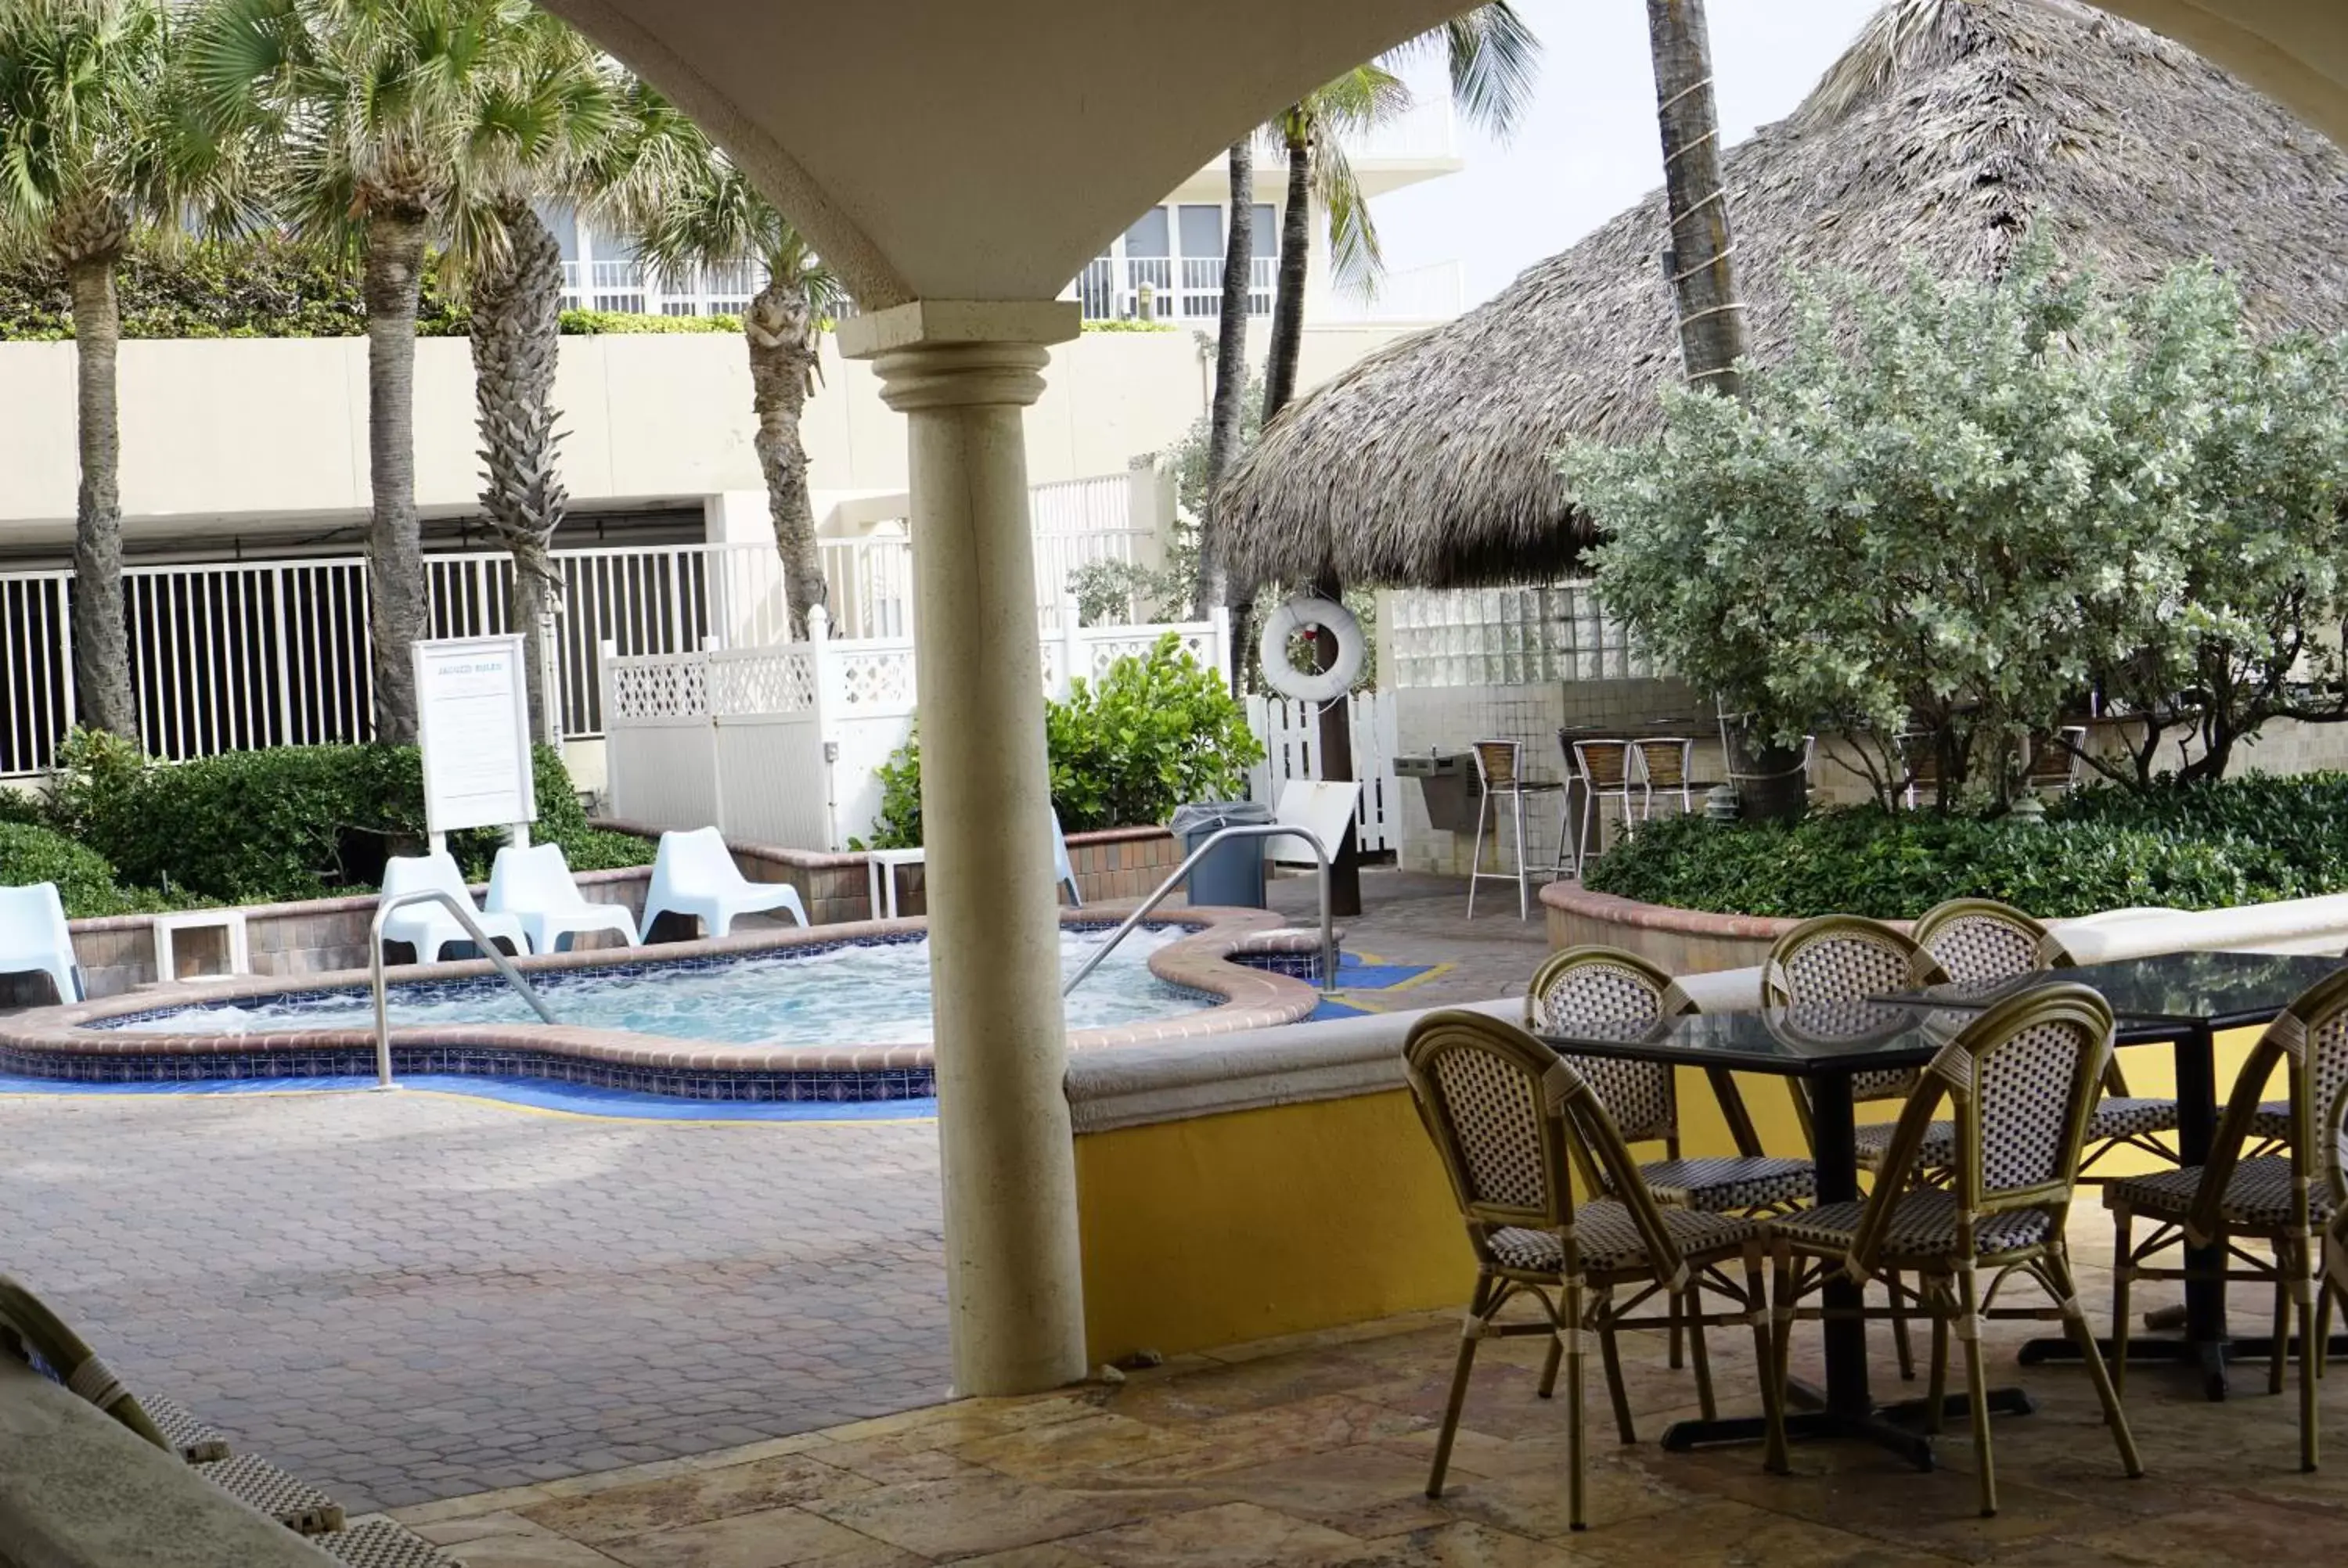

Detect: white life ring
1259,595,1364,703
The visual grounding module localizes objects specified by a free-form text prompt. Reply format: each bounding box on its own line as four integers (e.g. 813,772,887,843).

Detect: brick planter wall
1539,879,1912,973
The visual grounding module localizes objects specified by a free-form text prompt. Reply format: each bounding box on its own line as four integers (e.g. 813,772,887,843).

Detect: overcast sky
1377,0,1888,304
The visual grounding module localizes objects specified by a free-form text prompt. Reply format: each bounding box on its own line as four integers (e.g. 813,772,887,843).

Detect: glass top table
1885,948,2348,1397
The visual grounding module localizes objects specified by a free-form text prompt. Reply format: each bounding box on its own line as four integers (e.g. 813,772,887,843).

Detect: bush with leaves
862,635,1263,847
0,822,153,919
1579,774,2348,921
43,732,650,906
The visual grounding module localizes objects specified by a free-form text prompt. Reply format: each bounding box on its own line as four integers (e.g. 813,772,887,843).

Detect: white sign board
413,635,537,840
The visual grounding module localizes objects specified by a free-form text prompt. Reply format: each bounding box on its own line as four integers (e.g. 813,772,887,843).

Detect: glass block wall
1384,583,1656,689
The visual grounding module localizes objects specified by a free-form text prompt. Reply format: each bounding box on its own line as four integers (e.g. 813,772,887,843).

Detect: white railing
0,570,74,777
1067,254,1276,323
602,601,1230,851
1347,95,1460,164
1248,692,1400,854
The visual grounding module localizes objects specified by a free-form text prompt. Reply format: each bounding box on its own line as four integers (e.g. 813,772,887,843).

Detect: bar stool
1466,739,1561,920
1571,738,1643,865
1632,737,1697,821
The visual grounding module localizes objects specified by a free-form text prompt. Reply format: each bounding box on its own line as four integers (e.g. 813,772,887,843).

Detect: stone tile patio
389,1199,2348,1566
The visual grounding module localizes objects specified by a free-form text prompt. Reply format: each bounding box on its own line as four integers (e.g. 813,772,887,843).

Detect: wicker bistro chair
2104,965,2348,1472
1763,984,2144,1519
1766,915,1954,1378
1468,739,1565,921
1405,1009,1784,1530
1911,897,2181,1181
1565,736,1645,869
1526,947,1815,1217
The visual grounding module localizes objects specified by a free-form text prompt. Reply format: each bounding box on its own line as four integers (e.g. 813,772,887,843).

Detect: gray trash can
1168,801,1273,908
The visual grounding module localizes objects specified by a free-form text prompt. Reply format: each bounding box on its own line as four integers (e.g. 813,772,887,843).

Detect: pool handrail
369,888,559,1088
1063,822,1337,998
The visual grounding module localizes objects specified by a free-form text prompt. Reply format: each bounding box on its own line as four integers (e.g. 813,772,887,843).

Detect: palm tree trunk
747,278,825,638
363,212,430,744
472,206,571,743
1260,125,1314,424
1196,139,1254,620
67,255,137,739
1646,0,1748,396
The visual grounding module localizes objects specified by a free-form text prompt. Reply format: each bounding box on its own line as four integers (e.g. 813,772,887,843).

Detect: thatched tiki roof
1215,0,2348,592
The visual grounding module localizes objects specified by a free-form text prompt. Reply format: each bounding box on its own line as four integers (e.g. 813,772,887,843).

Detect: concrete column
841,300,1087,1397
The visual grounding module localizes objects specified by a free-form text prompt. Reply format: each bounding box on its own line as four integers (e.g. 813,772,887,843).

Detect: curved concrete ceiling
542,1,2348,310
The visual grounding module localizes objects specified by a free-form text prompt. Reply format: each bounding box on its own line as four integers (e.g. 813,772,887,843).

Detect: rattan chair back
1848,984,2116,1276
1405,1009,1687,1286
1765,915,1948,1102
1571,739,1633,791
1471,740,1524,792
1632,738,1692,789
1524,946,1691,1145
1911,898,2072,984
2188,966,2348,1243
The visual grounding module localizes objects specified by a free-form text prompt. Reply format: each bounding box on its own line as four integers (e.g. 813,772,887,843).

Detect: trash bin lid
1168,800,1276,834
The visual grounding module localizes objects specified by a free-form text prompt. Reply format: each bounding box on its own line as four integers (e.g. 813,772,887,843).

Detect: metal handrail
369,890,557,1088
1063,822,1337,998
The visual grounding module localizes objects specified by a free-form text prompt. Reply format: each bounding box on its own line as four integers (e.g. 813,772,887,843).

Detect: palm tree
596,81,847,641
1190,137,1250,621
1644,0,1747,397
0,0,220,739
186,0,553,744
456,15,618,741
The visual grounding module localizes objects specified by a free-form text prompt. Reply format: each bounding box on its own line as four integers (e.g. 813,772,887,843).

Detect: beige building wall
0,320,1424,554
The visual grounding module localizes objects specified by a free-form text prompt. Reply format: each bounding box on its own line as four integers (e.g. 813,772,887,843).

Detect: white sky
1377,0,1889,304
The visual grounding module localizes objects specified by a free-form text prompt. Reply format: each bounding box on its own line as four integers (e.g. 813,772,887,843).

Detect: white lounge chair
0,883,81,1005
487,843,640,955
1052,811,1082,908
641,827,808,938
377,852,533,962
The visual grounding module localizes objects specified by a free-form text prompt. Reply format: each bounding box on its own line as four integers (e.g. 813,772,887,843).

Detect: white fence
1247,692,1400,854
601,605,1230,851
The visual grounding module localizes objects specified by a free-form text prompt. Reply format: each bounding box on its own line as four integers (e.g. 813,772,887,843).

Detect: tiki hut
1215,0,2348,591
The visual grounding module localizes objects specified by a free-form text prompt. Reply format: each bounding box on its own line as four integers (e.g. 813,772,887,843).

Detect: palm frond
1385,2,1542,140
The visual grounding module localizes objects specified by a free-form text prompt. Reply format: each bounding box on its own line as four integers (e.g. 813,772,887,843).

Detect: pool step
140,1391,233,1462
193,1452,347,1535
315,1519,463,1568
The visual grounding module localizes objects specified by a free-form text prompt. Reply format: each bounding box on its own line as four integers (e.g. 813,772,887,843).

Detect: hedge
0,822,151,920
1579,775,2348,922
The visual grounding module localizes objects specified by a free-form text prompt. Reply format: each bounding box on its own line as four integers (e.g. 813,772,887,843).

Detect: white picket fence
600,604,1231,851
1246,692,1400,854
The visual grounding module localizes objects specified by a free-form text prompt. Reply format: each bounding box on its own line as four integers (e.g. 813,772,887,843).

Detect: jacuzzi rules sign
414,635,538,840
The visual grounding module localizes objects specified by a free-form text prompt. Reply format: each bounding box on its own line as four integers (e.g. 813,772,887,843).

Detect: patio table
1537,999,2016,1469
1886,949,2348,1399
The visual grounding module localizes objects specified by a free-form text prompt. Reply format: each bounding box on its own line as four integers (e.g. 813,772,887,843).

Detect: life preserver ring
1259,595,1365,703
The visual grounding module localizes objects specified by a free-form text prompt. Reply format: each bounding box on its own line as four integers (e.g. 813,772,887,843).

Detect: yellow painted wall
1071,1030,2272,1365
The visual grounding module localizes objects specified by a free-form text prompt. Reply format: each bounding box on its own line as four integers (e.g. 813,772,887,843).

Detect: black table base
1661,1379,2035,1469
2020,1331,2348,1401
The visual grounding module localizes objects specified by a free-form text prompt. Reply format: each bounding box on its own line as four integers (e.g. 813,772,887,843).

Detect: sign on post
413,635,537,849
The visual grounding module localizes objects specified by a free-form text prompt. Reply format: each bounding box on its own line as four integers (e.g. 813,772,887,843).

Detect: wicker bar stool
2105,965,2348,1470
1632,737,1698,821
1405,1009,1783,1530
1467,739,1562,920
1911,897,2179,1181
1763,984,2142,1517
1569,738,1643,864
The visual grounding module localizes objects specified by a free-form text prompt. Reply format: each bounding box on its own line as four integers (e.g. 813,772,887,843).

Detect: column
840,300,1087,1397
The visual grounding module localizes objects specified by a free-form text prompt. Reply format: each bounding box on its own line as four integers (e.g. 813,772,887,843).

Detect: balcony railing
1069,254,1276,323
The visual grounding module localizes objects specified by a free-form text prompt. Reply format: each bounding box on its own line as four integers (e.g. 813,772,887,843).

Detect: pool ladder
1063,822,1339,998
368,890,559,1089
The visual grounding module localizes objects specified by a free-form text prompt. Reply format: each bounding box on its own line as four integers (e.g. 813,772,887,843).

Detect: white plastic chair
641,827,809,938
487,843,641,955
378,852,534,962
0,883,81,1004
1050,811,1082,908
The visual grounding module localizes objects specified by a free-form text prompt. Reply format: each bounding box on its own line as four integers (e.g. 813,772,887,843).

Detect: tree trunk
1196,139,1254,620
1313,570,1362,918
364,213,430,744
747,277,825,638
1259,125,1313,424
67,254,137,739
1645,0,1748,397
471,206,570,743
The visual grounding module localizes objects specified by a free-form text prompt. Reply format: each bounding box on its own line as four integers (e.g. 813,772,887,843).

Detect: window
1252,203,1278,258
1122,207,1169,258
1177,204,1223,259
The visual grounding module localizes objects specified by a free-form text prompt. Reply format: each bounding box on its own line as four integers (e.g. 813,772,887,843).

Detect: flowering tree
1566,242,2348,808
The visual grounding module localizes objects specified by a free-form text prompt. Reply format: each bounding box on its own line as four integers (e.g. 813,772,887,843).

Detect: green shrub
557,308,740,335
1577,777,2348,921
0,236,466,340
0,822,142,919
0,787,49,828
44,734,650,907
862,635,1263,848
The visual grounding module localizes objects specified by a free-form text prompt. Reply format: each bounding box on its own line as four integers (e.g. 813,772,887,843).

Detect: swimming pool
102,925,1200,1047
0,912,1324,1102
